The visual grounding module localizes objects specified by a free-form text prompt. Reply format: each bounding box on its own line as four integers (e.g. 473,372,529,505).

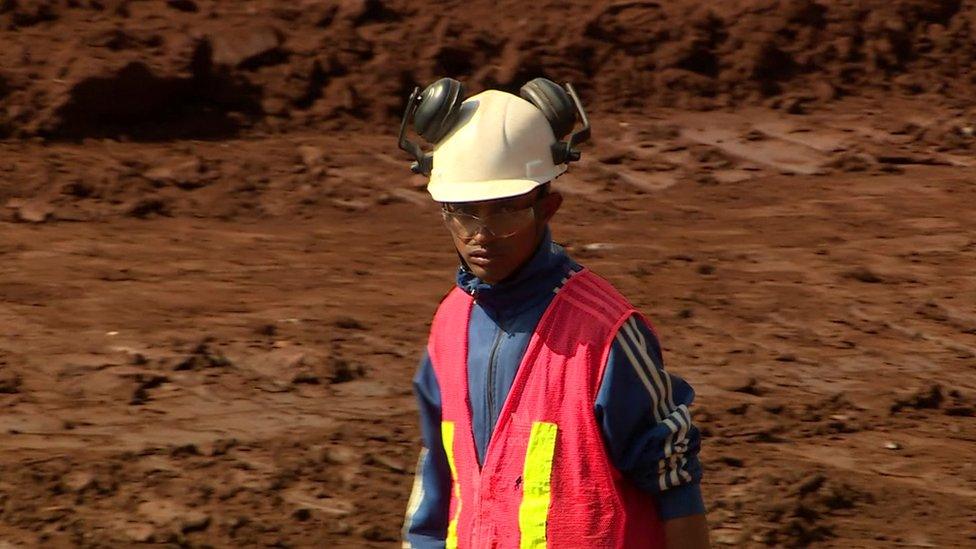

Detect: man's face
441,187,563,285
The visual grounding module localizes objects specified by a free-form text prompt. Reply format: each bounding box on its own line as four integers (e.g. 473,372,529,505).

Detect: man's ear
539,191,563,224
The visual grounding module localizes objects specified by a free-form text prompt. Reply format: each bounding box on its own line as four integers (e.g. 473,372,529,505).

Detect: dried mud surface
2,1,976,547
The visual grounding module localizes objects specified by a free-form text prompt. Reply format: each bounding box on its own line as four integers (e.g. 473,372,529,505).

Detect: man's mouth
467,249,500,266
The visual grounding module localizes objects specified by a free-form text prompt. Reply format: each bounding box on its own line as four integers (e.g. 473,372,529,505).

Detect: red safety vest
428,269,665,549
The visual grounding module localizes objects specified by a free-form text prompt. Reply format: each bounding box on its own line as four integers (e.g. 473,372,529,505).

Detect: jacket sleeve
402,350,453,549
595,313,706,521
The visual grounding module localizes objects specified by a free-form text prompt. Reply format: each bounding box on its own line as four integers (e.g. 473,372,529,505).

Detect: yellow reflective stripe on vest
519,421,559,549
441,421,461,549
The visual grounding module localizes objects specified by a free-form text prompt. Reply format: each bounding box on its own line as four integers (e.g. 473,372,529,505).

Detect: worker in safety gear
397,77,710,549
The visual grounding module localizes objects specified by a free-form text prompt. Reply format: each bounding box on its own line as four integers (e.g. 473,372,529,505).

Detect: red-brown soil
1,1,975,547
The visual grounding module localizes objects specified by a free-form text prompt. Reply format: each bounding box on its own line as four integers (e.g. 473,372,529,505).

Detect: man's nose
468,225,497,244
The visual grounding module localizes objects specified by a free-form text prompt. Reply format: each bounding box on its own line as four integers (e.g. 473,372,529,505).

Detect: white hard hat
397,77,591,203
427,90,565,203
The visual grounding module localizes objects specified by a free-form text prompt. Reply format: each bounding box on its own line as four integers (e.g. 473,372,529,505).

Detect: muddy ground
2,1,976,548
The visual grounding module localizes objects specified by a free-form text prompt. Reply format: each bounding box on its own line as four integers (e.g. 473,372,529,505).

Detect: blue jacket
404,230,704,547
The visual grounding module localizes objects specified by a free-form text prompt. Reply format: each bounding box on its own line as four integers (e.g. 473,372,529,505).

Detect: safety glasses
441,203,538,239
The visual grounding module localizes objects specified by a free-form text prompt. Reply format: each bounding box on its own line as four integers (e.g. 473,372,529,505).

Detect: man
398,77,710,548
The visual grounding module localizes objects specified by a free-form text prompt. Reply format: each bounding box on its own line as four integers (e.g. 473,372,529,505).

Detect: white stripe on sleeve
614,327,664,423
401,447,428,546
619,318,670,422
614,315,697,491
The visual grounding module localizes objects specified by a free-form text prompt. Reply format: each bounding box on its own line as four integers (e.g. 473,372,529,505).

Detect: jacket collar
456,228,571,322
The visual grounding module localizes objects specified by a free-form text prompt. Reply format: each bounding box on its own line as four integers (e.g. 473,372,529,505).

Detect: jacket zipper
484,324,504,467
474,323,504,544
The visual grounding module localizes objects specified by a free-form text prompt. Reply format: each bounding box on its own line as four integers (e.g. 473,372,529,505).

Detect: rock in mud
208,26,286,69
142,157,205,188
117,521,156,543
9,199,53,223
890,384,943,413
174,340,233,371
0,372,22,393
722,376,765,396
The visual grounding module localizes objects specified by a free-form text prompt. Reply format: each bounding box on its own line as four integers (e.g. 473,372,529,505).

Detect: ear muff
520,78,591,166
519,78,576,141
397,78,467,175
414,78,466,144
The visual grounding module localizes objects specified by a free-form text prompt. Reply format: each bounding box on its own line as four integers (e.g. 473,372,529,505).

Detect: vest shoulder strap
549,269,636,332
427,287,473,404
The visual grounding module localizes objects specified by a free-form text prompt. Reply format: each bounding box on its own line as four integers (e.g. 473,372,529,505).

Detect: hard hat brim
427,169,565,203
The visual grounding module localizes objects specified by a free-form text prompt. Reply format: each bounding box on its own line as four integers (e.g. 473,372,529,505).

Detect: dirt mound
1,0,975,139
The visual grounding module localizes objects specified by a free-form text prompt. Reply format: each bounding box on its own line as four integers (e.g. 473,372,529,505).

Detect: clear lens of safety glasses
441,207,536,239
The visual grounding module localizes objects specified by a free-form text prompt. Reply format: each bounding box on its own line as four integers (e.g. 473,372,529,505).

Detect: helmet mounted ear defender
397,77,591,177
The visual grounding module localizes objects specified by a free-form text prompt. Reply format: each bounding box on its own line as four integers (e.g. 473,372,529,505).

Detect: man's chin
472,268,498,285
466,263,507,285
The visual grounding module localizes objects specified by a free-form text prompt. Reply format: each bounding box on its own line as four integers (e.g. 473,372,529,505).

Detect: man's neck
457,229,570,320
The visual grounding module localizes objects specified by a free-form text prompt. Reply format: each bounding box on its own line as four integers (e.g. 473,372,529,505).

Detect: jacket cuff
655,482,706,521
